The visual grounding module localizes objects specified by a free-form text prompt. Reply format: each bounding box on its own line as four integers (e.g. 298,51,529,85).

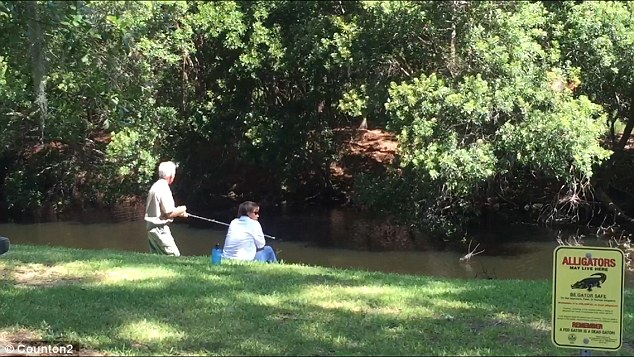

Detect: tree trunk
448,2,458,76
616,83,634,150
25,0,48,143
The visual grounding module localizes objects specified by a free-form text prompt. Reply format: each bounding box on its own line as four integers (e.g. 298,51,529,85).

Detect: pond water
1,206,632,286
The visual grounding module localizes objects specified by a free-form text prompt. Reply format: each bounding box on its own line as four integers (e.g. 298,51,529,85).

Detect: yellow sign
552,246,624,350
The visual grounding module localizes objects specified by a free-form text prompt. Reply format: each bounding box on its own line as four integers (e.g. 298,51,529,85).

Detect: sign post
552,246,625,352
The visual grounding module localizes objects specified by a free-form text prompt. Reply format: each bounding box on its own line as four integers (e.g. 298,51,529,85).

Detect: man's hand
177,205,188,218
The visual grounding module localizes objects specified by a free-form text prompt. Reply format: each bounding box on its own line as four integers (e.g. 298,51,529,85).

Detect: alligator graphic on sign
571,273,607,292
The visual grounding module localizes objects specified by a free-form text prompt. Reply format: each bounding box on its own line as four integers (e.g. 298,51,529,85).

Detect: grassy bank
0,244,632,356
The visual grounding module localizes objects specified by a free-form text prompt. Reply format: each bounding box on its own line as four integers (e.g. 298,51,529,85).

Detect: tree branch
595,186,634,231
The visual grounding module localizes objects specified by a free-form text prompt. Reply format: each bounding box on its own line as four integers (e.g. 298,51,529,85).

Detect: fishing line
188,213,277,239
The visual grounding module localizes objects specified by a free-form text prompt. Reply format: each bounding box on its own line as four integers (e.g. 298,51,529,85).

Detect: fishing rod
188,213,276,240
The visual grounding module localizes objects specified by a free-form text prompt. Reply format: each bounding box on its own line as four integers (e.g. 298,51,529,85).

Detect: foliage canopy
1,1,632,240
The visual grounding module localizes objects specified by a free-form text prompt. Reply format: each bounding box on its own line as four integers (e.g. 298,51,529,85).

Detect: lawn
0,244,632,356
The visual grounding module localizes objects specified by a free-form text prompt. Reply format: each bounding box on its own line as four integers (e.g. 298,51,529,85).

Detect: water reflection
1,210,632,286
0,221,224,257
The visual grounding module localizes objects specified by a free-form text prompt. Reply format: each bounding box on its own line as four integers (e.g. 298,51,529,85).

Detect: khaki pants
147,225,181,256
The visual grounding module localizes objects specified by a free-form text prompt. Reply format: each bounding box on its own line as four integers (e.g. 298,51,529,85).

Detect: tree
356,1,610,238
549,1,634,229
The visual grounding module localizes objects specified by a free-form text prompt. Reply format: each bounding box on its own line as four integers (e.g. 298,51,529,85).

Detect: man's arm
164,205,188,219
158,184,187,219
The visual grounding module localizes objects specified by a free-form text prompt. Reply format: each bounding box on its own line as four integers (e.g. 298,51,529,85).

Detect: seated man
222,201,278,263
0,236,10,256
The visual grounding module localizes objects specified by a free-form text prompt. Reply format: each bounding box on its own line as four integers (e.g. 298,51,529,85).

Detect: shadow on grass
1,245,632,356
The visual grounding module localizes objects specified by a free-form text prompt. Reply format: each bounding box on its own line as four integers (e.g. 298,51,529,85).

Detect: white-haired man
145,161,188,256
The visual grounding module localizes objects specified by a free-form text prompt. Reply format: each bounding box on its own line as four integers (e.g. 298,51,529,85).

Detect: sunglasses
252,211,260,215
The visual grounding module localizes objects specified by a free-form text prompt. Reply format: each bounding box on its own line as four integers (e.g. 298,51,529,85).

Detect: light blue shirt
222,216,265,261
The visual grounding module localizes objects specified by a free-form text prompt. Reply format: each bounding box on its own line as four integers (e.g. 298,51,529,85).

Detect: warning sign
552,246,625,351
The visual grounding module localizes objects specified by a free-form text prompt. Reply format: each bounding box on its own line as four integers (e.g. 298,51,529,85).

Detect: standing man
222,201,278,263
144,161,188,256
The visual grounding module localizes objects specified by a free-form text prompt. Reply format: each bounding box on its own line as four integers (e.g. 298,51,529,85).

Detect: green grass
0,244,632,356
